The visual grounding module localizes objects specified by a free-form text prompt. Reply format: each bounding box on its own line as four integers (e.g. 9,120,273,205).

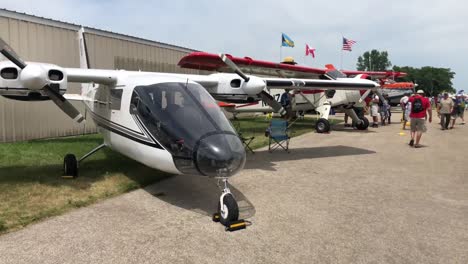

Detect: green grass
0,134,171,234
0,116,338,234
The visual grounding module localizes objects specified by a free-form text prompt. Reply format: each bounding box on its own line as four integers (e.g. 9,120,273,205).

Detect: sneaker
414,144,422,148
409,139,414,146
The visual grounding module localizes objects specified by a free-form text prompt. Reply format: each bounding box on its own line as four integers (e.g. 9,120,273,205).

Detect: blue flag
281,33,295,47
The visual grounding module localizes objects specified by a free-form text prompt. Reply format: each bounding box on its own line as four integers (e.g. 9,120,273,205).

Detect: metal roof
0,8,198,53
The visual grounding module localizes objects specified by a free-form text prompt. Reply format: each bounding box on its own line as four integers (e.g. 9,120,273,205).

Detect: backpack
411,97,424,113
280,92,290,107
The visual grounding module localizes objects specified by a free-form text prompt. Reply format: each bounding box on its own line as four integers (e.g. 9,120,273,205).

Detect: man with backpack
408,90,432,148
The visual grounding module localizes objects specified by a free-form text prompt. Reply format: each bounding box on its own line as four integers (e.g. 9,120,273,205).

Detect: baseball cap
416,89,424,94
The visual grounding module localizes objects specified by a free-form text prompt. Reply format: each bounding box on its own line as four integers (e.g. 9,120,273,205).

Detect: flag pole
280,45,282,62
340,36,343,70
340,49,343,70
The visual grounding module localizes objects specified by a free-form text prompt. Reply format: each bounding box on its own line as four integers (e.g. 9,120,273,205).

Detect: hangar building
0,9,204,142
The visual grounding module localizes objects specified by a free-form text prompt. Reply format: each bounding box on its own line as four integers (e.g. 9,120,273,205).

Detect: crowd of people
346,89,467,148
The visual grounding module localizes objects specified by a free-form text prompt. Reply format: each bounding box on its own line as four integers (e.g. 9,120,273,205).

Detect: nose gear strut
212,178,249,231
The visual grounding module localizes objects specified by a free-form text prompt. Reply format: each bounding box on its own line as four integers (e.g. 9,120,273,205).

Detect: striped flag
281,33,295,47
342,37,356,51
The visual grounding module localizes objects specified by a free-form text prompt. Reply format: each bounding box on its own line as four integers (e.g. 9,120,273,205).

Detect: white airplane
0,28,379,228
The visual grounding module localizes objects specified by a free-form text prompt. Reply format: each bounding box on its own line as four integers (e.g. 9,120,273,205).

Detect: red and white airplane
179,52,407,132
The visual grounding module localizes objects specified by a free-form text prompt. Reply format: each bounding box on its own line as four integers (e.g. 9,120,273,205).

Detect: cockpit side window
130,82,235,160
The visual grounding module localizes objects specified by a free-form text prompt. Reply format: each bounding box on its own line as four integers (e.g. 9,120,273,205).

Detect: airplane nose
195,133,246,177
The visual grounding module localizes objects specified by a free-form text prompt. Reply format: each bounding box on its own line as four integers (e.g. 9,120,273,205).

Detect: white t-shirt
400,96,409,105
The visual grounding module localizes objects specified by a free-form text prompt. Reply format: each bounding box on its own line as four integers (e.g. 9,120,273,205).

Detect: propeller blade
219,54,250,82
43,85,85,123
259,91,289,117
0,37,27,69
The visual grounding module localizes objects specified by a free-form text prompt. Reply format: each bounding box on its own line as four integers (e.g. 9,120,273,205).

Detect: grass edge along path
0,116,338,234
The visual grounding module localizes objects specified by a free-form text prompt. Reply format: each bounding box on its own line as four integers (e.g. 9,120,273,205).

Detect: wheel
315,118,330,133
355,117,369,130
219,193,239,226
63,154,78,178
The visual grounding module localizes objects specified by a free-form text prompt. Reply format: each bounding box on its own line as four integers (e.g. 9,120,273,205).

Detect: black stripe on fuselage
88,111,163,149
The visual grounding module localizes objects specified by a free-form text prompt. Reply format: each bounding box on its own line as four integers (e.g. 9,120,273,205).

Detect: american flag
342,37,356,51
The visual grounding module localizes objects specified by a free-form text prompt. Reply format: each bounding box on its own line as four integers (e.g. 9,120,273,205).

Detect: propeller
43,84,84,122
0,38,27,69
219,54,290,117
0,37,84,123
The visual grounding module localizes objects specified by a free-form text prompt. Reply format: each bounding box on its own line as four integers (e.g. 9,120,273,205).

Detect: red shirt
408,95,430,118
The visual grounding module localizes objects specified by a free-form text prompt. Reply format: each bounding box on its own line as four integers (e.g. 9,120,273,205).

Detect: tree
392,66,456,96
357,50,392,71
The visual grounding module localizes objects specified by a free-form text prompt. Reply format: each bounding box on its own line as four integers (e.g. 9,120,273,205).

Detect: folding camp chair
267,119,290,153
231,119,255,154
239,132,255,154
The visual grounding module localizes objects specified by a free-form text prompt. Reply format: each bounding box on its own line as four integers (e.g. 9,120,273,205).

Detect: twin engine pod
0,61,67,101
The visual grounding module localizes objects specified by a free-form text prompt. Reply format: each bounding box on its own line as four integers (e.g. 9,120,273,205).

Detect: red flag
305,44,315,58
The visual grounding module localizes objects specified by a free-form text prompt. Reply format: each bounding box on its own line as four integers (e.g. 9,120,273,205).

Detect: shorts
410,118,427,132
371,105,379,117
451,113,458,120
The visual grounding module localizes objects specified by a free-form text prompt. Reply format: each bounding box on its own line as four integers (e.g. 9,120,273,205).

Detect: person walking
457,94,465,125
408,90,432,148
400,94,410,130
370,93,380,127
437,92,453,130
280,89,293,120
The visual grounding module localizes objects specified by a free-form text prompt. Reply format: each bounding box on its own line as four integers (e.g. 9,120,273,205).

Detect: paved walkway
0,116,467,264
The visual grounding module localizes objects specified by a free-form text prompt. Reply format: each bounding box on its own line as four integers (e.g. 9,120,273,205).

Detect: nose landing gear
212,178,249,232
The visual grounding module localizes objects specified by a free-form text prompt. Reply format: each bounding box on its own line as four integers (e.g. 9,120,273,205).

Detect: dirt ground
0,114,467,264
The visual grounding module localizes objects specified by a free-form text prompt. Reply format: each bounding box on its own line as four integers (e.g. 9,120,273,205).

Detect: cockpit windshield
130,82,245,177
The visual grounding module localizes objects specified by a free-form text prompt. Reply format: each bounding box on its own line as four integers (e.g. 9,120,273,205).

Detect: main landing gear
62,143,106,178
212,178,249,232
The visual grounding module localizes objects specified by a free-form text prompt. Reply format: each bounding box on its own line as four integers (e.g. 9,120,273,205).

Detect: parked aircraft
179,53,401,133
0,29,379,227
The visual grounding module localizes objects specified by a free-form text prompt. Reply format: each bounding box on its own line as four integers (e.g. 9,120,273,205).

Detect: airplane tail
78,27,90,69
77,27,93,97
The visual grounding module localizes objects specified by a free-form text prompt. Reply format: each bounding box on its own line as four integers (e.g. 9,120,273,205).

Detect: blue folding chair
268,119,290,153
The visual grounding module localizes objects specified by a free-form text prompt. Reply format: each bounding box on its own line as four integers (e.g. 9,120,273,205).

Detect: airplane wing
262,76,377,91
178,52,407,79
178,52,326,78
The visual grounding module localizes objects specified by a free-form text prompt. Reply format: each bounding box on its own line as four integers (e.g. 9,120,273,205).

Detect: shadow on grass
243,145,376,171
0,148,170,190
0,140,254,221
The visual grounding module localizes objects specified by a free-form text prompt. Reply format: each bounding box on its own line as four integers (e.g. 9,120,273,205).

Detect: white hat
416,89,425,94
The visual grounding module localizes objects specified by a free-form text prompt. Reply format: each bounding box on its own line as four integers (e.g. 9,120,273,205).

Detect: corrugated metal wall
0,12,200,142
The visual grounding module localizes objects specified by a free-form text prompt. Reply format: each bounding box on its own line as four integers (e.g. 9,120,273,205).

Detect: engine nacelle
204,73,264,103
0,61,67,101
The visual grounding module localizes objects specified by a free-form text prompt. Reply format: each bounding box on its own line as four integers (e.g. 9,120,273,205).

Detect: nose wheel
212,178,248,231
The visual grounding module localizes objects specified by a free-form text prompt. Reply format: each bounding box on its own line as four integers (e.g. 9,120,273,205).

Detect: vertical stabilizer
78,27,90,69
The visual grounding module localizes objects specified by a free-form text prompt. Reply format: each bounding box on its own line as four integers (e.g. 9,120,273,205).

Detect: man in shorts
370,93,380,127
400,94,410,130
408,90,432,148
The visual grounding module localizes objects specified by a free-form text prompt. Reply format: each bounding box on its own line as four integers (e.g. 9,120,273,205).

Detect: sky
2,0,467,90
